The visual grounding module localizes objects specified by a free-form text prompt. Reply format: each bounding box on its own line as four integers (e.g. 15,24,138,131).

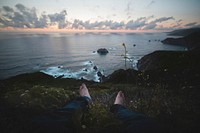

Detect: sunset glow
0,0,199,32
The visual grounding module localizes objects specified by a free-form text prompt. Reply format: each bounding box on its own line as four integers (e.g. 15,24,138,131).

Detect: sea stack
97,48,109,55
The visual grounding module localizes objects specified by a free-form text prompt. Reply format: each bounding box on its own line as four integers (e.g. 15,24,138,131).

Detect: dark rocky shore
0,29,200,133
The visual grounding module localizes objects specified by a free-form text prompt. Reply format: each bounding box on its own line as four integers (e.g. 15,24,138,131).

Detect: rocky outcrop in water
97,48,109,55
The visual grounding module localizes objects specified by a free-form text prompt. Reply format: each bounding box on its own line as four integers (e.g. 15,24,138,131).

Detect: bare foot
114,91,125,105
79,83,91,99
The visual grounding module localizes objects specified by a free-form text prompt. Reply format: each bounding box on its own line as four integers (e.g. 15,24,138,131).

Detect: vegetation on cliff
0,64,199,133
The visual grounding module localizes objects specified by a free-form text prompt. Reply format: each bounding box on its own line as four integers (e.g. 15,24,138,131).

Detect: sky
0,0,200,32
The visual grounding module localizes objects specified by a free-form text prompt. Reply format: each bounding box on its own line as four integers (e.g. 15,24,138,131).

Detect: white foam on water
40,62,102,82
91,51,97,55
109,47,117,50
94,74,100,82
131,56,142,70
82,61,93,66
41,66,69,78
132,60,138,70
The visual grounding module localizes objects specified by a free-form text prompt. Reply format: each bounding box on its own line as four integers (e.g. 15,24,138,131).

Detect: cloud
1,4,39,28
147,1,155,8
125,1,133,19
143,17,174,30
69,15,173,31
71,20,125,30
35,13,48,28
15,3,26,12
184,22,197,27
125,1,131,13
177,19,183,23
69,16,175,30
0,4,191,31
155,25,175,31
14,4,38,28
0,4,68,28
143,23,157,30
152,16,174,23
48,10,67,29
126,17,147,30
3,6,14,12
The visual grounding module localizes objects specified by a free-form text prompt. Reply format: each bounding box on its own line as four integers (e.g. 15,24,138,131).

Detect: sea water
0,32,186,82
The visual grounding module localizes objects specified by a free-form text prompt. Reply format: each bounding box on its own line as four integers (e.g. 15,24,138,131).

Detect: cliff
161,31,200,50
137,51,200,71
167,28,200,36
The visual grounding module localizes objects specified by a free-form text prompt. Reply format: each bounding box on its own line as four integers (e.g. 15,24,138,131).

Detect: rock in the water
83,68,88,72
97,71,103,77
97,71,106,82
93,66,98,71
97,48,109,55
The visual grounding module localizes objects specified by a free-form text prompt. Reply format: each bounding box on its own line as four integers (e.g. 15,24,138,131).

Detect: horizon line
0,28,170,33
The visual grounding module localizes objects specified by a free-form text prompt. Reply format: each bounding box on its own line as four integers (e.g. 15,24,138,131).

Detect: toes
120,91,124,96
80,85,83,90
118,91,123,96
82,83,86,88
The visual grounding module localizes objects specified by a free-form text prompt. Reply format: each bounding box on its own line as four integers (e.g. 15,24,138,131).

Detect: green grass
0,73,199,133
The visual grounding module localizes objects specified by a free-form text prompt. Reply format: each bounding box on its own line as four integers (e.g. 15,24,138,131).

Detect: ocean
0,32,186,82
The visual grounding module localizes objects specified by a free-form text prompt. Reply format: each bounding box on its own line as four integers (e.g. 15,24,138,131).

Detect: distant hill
168,28,200,36
162,31,200,50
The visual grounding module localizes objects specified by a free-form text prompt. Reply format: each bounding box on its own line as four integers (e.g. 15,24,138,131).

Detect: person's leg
110,91,160,133
61,83,91,112
33,83,92,133
111,91,146,121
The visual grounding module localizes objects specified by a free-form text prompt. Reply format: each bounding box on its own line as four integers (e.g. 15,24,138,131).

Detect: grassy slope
0,68,199,133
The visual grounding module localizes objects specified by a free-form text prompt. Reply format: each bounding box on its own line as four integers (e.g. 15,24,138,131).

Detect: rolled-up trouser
110,104,161,133
33,96,91,133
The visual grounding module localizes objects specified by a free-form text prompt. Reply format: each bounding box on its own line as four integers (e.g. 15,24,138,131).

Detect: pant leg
33,96,91,133
110,104,160,133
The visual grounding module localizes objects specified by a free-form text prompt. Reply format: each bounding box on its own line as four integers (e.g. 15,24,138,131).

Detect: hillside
167,28,200,36
161,31,200,50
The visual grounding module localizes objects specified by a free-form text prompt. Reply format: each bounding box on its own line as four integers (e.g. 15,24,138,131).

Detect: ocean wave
40,62,103,82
